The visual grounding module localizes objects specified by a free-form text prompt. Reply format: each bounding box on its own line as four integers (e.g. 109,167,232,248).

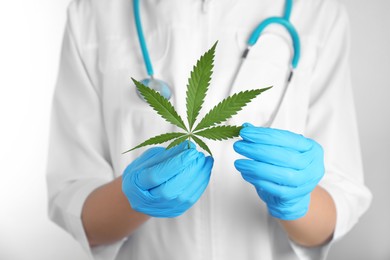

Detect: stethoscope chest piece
136,78,172,101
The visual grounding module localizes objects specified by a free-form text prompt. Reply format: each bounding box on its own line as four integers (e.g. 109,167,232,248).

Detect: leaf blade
133,78,188,131
122,132,186,154
186,42,217,130
166,135,190,150
194,125,242,141
191,134,213,156
194,87,272,131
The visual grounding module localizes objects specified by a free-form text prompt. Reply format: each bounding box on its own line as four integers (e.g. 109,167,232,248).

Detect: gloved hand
233,123,324,220
122,141,213,218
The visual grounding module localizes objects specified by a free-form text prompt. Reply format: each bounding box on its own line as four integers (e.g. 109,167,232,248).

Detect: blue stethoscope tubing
133,0,154,77
133,0,301,126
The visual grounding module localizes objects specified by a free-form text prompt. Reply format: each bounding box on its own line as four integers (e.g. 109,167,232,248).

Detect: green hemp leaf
123,42,272,156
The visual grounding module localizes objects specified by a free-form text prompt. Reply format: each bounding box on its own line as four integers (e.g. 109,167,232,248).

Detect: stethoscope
133,0,300,127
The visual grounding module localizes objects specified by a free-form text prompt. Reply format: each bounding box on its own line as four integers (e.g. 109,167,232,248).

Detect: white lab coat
47,0,372,259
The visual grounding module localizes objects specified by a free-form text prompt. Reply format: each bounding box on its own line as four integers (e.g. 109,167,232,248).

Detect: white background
0,0,389,259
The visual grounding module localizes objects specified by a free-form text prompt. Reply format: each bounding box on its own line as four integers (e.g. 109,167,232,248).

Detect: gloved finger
255,179,318,202
125,147,165,173
133,140,196,171
239,125,313,152
145,156,212,212
235,159,309,187
173,156,213,212
136,148,201,190
233,141,315,170
149,153,207,199
148,156,213,213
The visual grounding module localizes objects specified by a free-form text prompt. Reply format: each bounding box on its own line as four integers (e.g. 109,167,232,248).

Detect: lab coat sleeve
46,5,125,260
290,3,372,260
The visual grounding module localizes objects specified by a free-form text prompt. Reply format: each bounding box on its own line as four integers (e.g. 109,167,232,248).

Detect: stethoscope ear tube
241,0,299,126
133,0,154,77
133,0,173,100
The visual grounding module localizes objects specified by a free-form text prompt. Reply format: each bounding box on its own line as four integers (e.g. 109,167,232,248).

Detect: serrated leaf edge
133,78,188,131
186,42,217,130
122,132,186,154
191,134,213,156
194,87,272,131
194,125,242,141
166,135,190,150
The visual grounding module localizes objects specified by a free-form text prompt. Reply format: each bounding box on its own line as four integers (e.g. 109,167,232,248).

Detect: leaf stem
188,134,192,149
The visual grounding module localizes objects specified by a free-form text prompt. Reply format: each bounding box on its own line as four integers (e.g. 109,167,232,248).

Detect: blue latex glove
233,123,324,220
122,141,213,218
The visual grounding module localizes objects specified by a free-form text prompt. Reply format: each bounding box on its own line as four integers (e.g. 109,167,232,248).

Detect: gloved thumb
242,122,255,128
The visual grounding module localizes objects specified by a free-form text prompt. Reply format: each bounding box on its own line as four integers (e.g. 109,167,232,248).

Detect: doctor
47,0,372,260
